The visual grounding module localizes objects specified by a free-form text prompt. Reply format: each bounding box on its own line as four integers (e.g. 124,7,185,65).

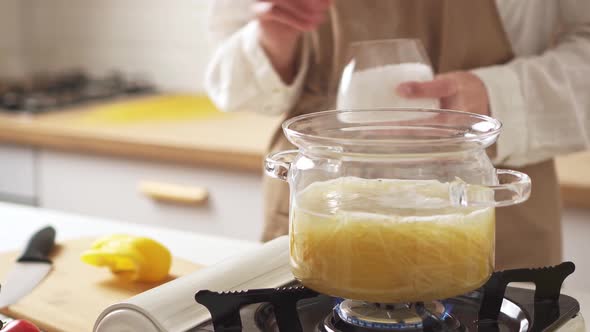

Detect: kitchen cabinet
0,96,280,241
0,143,37,205
38,150,264,241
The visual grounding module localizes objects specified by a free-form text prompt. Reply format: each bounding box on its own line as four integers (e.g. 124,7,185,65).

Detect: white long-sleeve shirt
205,0,590,167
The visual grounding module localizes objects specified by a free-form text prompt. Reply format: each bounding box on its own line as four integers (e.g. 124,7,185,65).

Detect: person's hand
253,0,332,83
254,0,332,34
396,71,491,116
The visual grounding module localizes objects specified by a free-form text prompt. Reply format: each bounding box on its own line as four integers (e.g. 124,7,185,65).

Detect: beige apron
262,0,562,270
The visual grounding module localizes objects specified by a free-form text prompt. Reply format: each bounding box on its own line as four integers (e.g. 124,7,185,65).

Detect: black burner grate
478,261,575,332
0,70,154,112
195,262,578,332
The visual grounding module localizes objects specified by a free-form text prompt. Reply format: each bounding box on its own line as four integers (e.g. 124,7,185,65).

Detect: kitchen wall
0,0,26,78
2,0,214,92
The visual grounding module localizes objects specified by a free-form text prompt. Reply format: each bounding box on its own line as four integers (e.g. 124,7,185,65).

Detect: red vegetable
1,320,40,332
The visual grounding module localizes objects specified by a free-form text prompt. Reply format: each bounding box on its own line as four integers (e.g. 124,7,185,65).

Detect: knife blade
0,226,56,308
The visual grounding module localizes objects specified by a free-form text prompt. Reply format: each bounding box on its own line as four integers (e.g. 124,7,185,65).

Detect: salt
337,62,439,110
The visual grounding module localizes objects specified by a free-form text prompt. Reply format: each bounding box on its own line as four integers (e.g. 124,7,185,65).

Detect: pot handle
264,150,299,181
492,169,532,206
453,169,532,207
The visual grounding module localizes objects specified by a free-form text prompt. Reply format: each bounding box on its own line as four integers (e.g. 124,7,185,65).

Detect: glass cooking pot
265,109,531,304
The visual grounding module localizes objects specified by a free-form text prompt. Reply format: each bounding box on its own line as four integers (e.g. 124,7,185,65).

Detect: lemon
291,177,495,303
81,235,172,282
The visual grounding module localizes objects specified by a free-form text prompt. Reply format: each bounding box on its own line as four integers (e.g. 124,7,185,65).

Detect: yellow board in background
78,94,224,125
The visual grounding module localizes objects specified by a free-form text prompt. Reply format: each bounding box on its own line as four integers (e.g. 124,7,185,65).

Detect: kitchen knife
0,226,56,308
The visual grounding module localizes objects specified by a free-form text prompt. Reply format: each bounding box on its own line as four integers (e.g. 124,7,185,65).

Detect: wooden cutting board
0,238,202,332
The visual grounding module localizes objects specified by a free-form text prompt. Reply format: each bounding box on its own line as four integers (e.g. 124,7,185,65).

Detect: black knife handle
17,226,56,263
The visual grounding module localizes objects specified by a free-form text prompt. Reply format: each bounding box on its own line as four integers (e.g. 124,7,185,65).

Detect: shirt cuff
241,21,309,116
471,65,528,166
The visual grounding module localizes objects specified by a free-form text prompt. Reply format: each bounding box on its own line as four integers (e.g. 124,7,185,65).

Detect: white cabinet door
38,150,264,241
0,144,37,205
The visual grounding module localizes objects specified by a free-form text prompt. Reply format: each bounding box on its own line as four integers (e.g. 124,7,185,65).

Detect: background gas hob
0,70,155,113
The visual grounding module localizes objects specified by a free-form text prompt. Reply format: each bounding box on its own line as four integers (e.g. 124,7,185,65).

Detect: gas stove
194,262,580,332
92,238,583,332
0,70,154,113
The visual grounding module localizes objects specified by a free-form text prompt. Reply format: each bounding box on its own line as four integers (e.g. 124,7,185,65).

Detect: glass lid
282,109,502,154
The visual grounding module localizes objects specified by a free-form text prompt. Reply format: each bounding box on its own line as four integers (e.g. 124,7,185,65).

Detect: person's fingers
266,0,330,24
440,96,461,111
254,1,325,31
394,71,490,116
396,77,458,99
275,0,332,12
254,2,319,31
272,0,309,12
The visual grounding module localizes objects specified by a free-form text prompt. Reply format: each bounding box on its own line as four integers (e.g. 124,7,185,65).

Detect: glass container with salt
337,39,439,114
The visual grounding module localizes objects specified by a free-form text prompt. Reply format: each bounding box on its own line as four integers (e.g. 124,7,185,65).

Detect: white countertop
0,202,588,330
0,202,259,266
